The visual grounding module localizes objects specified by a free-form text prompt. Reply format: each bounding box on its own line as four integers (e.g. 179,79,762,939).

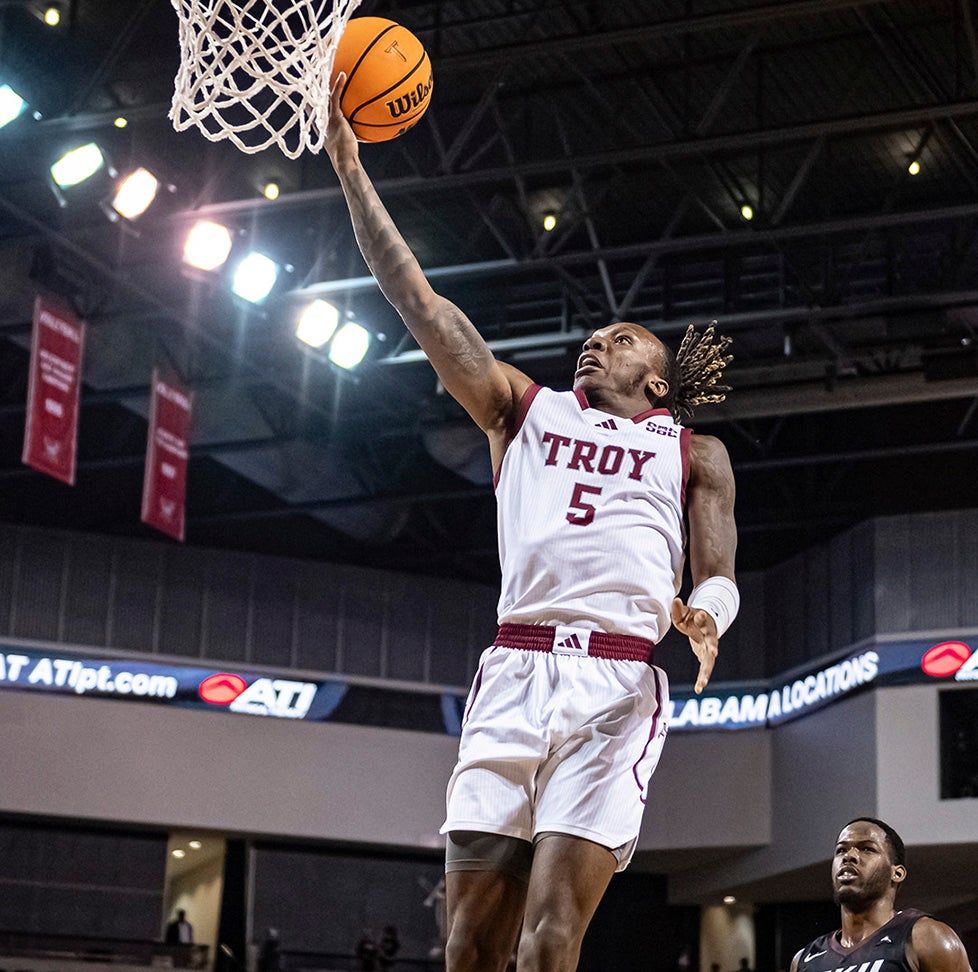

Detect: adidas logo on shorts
553,627,590,656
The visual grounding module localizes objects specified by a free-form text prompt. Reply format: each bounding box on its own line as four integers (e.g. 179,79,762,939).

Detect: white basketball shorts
441,623,670,872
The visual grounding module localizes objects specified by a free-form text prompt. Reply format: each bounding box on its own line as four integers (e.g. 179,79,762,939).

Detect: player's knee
445,920,511,972
518,918,581,971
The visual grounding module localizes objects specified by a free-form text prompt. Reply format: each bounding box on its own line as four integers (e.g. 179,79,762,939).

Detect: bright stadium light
188,840,202,850
43,5,61,26
50,142,105,188
543,212,557,232
296,299,339,348
0,85,27,129
740,203,754,221
114,116,128,129
723,895,736,905
328,321,370,369
183,220,234,271
110,167,160,220
908,159,921,176
262,181,280,201
171,848,186,859
231,251,279,303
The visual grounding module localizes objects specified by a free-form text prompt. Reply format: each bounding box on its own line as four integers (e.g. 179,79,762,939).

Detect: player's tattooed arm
325,74,531,436
672,433,737,693
909,919,973,972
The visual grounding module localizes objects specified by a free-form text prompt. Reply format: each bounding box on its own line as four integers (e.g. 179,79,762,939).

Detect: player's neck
839,899,897,947
582,385,659,419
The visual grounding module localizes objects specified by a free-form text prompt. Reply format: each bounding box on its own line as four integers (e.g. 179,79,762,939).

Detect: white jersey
495,385,691,644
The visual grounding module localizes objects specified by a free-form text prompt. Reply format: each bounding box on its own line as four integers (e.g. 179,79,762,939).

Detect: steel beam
180,100,978,219
291,201,978,301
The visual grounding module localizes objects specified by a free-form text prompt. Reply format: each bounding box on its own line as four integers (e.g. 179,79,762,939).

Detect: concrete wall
876,684,978,845
0,688,769,857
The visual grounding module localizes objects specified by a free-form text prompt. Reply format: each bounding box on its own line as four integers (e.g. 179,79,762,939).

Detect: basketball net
169,0,362,159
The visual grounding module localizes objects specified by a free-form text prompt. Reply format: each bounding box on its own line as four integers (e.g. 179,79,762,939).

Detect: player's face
831,823,904,909
574,323,668,402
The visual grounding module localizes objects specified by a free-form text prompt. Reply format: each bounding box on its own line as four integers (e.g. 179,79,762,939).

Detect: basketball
331,17,433,143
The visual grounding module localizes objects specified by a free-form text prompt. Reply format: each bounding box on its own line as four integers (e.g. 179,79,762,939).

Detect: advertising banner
0,637,973,735
141,370,192,541
21,295,86,484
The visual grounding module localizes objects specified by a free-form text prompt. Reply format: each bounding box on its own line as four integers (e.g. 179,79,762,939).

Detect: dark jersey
798,909,929,972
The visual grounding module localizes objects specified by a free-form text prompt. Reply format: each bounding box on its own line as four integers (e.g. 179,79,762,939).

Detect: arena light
262,181,280,201
908,159,921,176
171,848,186,859
110,167,160,220
740,204,754,221
543,212,557,232
43,5,61,26
231,251,279,303
723,895,736,905
183,220,234,271
188,840,202,850
50,142,105,188
114,116,128,129
328,321,371,369
0,84,27,129
296,299,339,349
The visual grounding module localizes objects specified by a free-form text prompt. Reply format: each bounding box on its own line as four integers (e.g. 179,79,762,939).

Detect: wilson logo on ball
198,673,247,704
920,642,973,678
386,74,433,119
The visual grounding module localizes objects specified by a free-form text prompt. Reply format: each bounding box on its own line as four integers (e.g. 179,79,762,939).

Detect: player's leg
445,831,531,972
515,834,617,972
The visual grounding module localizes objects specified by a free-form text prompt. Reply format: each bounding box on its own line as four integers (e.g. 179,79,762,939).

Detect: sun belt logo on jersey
198,672,318,718
920,641,978,680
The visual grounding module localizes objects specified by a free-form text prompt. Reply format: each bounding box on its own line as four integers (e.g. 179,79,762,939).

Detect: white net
170,0,361,159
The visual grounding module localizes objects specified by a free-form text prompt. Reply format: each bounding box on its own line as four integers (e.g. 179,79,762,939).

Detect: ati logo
386,74,433,119
921,642,978,680
198,673,317,718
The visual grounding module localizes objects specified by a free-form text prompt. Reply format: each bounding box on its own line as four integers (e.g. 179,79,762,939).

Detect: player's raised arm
324,75,531,436
671,433,738,693
910,918,974,972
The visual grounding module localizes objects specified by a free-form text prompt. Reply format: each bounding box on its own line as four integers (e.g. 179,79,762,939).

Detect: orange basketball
331,17,433,143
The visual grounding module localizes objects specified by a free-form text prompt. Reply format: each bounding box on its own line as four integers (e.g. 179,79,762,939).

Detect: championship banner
141,370,192,541
21,295,86,484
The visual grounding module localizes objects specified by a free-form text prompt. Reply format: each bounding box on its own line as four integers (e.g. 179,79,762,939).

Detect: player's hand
671,597,719,695
326,73,360,171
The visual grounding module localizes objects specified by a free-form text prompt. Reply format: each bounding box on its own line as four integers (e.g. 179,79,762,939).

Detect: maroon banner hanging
22,295,86,485
141,370,192,541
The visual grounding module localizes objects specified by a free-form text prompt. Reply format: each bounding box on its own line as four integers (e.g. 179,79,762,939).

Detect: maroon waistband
494,623,654,663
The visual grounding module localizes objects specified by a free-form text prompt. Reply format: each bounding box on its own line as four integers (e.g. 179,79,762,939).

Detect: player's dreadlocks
661,322,733,422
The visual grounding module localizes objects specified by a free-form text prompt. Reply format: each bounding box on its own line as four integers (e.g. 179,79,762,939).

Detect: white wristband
687,576,740,638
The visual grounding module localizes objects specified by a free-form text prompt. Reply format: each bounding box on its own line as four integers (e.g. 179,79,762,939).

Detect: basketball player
791,819,972,972
326,76,739,972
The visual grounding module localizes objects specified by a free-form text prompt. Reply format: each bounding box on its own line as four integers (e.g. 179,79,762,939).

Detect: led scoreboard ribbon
0,637,973,734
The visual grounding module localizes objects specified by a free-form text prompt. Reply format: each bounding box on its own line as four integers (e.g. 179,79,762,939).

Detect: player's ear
649,375,669,399
891,863,907,886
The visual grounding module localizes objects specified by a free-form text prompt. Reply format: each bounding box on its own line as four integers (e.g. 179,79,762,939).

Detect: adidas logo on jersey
595,419,618,430
553,626,590,656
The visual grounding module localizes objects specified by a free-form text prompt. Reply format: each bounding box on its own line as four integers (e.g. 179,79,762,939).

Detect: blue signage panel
0,637,974,734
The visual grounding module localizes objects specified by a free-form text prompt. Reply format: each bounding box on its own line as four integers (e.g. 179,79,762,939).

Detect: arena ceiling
2,0,978,582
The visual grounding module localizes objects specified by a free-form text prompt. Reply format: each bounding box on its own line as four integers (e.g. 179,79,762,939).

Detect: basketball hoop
169,0,361,159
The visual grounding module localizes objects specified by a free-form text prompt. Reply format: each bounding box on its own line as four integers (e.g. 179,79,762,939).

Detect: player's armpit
910,919,974,972
686,433,737,585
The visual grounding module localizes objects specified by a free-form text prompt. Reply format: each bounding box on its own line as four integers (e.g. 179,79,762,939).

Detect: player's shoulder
910,915,966,955
687,433,733,480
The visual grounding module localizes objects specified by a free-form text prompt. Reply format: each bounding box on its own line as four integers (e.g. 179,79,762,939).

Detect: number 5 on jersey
567,483,603,526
